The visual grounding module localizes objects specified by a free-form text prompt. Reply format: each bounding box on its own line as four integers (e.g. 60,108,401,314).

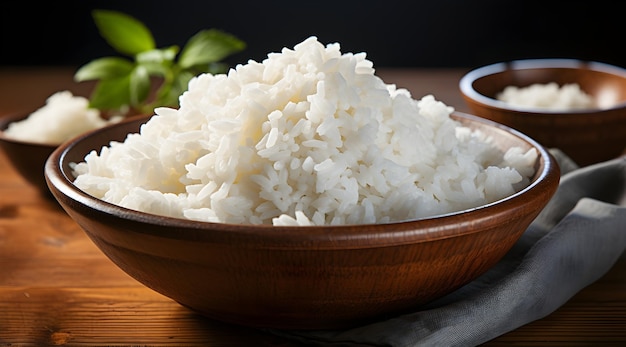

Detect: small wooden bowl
460,59,626,166
0,113,58,195
44,112,560,330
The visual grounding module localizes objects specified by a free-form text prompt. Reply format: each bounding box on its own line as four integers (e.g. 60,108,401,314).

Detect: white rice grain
72,36,538,226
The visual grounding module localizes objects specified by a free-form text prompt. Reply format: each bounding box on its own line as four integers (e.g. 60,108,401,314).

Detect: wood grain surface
0,67,624,346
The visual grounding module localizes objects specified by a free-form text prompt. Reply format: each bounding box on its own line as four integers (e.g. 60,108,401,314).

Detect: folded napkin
269,150,626,347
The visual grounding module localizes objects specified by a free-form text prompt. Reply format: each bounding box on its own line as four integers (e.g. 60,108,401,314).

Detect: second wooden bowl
460,59,626,166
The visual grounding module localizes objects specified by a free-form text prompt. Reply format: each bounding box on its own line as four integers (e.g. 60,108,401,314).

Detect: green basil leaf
178,29,246,69
155,70,194,108
74,57,134,82
138,62,170,77
88,77,132,111
154,82,175,109
81,9,245,116
137,46,178,65
136,47,179,77
129,65,151,107
174,71,195,93
207,62,230,74
93,9,156,56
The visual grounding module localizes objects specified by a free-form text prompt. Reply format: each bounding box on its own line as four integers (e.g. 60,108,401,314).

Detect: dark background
1,0,624,70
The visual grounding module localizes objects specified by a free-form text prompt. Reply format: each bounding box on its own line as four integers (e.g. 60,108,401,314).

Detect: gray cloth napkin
269,150,626,347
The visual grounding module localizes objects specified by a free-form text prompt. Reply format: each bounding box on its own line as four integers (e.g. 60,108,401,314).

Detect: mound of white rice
72,36,538,226
3,91,114,145
497,82,594,110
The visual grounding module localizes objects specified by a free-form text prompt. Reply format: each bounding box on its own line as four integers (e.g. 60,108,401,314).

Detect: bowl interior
48,112,555,246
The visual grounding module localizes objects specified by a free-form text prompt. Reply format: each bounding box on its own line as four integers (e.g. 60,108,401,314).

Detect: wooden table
0,67,624,346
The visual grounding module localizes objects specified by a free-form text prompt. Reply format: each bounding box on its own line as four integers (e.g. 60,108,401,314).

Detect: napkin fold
269,150,626,347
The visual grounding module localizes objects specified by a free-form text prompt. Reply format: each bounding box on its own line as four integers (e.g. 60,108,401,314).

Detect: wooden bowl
459,59,626,166
0,113,58,195
44,112,560,330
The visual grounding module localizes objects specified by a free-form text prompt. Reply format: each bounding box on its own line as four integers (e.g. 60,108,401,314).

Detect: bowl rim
459,58,626,114
44,112,560,249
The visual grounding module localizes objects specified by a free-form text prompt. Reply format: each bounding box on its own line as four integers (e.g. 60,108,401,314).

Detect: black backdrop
1,0,624,69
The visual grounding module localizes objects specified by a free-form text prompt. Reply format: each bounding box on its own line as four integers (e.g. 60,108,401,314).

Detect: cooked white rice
71,36,538,226
497,82,594,110
3,91,114,145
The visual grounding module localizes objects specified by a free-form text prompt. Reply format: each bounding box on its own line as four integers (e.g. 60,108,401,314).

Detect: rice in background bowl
496,82,594,110
2,91,116,145
71,36,538,226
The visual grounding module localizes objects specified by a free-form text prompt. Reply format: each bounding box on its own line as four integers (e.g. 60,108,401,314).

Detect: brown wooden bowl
44,112,560,330
0,113,58,195
459,59,626,167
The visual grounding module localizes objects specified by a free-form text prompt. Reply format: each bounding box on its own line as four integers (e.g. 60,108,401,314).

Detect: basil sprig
74,10,245,116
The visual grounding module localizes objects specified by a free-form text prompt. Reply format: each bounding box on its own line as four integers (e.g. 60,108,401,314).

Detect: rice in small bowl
45,37,560,329
0,91,118,195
